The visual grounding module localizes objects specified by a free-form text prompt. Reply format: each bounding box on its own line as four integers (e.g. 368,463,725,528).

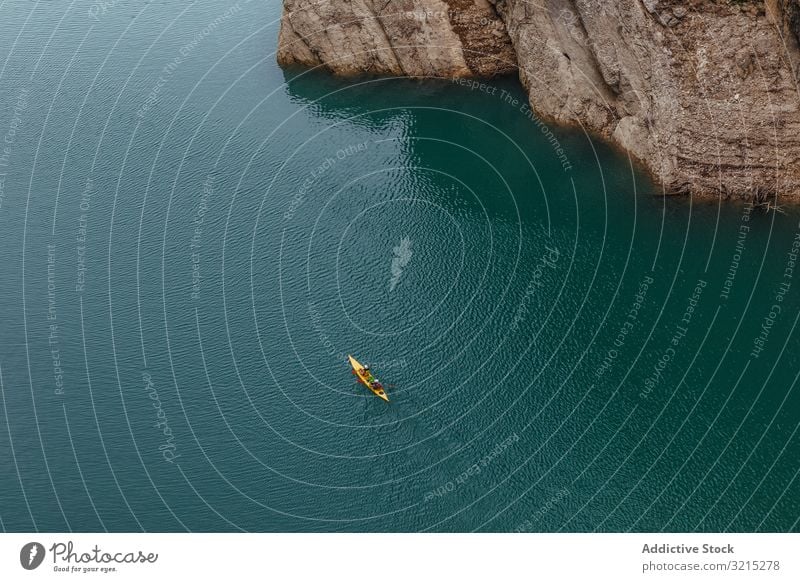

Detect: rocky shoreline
277,1,800,200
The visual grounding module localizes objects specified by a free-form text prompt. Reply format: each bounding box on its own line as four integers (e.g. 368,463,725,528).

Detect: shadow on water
280,65,661,227
280,66,513,120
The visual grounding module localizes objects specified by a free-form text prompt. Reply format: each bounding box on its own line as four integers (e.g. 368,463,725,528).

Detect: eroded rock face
781,0,800,43
277,0,517,77
493,0,800,198
278,0,800,199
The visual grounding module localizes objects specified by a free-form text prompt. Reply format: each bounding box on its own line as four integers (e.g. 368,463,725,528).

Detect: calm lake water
0,1,798,532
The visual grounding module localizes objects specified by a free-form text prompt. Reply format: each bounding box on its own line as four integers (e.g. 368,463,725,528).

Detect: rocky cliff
277,0,800,199
277,0,516,77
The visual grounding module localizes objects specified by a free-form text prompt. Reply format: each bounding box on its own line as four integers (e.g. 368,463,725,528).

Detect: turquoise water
0,1,798,532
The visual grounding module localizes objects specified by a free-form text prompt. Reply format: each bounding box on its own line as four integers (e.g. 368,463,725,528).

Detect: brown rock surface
278,0,800,199
492,0,800,198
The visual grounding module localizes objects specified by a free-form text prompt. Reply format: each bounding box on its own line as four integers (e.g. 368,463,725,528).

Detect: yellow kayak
348,355,389,402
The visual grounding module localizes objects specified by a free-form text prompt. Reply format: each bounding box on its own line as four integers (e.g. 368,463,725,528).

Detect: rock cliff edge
278,0,800,199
